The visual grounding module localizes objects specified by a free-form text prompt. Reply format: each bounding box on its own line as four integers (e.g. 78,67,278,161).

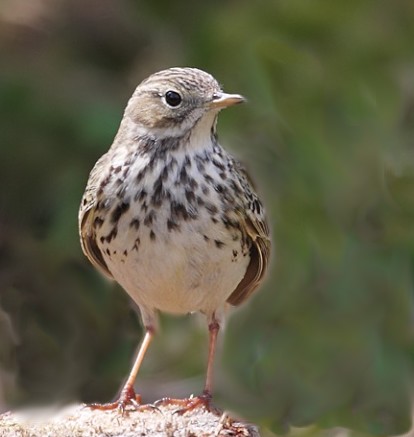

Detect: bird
78,67,271,412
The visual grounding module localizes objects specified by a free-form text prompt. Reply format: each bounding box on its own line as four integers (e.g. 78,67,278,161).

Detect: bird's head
124,67,245,140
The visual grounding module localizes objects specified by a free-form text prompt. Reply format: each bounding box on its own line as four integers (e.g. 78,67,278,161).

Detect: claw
154,391,221,416
86,385,143,414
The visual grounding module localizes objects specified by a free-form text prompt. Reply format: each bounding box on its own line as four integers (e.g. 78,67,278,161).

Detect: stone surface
0,403,260,436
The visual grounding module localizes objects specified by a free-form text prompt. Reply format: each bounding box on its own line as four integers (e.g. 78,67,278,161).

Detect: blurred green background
1,0,414,435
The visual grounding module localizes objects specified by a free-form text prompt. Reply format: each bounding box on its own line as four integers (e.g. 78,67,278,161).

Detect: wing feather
226,163,271,306
78,154,113,280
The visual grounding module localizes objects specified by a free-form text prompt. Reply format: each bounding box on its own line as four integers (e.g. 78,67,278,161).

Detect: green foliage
1,0,414,434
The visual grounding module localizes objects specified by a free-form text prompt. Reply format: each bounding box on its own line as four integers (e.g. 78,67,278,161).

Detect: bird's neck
111,112,218,156
186,111,218,152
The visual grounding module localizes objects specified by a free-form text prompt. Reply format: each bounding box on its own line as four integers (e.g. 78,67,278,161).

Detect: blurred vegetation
1,0,414,435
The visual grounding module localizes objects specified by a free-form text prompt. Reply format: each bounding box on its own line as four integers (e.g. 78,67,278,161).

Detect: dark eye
165,90,182,107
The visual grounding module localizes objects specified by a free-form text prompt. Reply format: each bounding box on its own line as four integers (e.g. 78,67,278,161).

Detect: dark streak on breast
167,219,180,231
144,210,156,226
111,201,130,224
93,217,104,229
130,218,140,230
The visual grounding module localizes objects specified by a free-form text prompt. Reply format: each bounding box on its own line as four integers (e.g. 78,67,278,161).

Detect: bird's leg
88,327,154,413
204,318,219,398
156,318,221,415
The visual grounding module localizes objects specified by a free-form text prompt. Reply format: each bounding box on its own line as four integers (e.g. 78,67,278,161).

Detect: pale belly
99,207,249,317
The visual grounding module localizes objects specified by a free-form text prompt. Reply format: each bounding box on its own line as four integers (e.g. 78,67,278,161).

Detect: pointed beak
210,92,245,109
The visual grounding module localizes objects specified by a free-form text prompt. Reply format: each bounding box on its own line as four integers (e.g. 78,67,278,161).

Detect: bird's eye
165,90,182,107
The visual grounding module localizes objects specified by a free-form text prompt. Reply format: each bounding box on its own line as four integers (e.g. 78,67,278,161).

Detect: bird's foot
86,385,147,414
155,391,221,415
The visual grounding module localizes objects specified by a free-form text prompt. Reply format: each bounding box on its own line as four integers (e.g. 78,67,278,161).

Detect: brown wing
78,154,113,280
227,211,271,306
226,164,271,306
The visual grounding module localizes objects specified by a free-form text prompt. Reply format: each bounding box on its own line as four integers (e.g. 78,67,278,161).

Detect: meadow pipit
79,67,271,411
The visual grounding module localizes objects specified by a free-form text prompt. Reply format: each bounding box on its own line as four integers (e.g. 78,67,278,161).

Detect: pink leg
156,319,221,415
204,319,219,397
88,328,154,413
